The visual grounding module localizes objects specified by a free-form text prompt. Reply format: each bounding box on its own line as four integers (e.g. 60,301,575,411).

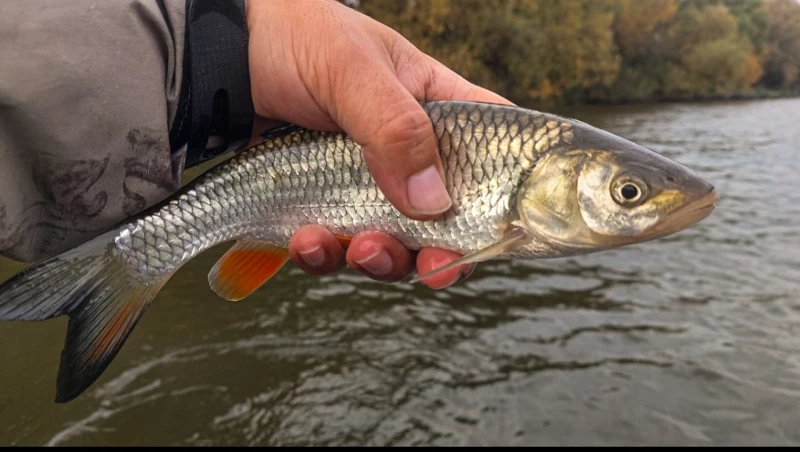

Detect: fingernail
430,264,475,290
407,165,452,215
429,271,462,290
298,245,326,267
355,247,393,276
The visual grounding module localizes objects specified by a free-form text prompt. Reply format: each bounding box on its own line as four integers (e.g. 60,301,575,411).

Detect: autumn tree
356,0,620,104
760,0,800,90
342,0,800,103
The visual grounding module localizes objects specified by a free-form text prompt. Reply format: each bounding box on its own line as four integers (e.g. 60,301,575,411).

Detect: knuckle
381,105,427,139
391,43,438,99
370,103,435,162
410,60,438,98
396,44,426,71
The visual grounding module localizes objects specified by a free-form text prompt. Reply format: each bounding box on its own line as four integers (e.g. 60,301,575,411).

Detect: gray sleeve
0,0,189,262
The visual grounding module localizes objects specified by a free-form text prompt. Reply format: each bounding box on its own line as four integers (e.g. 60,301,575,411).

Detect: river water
0,98,798,446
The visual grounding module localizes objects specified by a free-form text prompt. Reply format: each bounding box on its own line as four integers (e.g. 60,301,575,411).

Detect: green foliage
722,0,770,53
612,0,678,58
668,36,754,96
346,0,800,103
664,3,756,97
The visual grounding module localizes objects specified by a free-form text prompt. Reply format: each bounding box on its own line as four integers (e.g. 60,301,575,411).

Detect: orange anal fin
208,241,290,301
335,235,353,248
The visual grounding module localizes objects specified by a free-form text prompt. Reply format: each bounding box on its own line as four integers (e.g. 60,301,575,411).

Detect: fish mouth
645,187,720,238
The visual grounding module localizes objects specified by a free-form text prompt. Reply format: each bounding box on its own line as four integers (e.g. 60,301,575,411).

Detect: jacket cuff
170,0,254,168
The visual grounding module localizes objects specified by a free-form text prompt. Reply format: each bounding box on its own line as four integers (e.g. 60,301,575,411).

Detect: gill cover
517,150,597,249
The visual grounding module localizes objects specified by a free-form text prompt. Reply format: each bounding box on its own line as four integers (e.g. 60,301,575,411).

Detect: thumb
327,53,452,221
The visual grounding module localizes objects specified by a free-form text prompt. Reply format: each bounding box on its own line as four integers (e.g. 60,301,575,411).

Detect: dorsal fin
258,124,303,142
208,241,290,301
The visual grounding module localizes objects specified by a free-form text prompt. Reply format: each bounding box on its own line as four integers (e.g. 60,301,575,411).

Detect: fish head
516,119,719,255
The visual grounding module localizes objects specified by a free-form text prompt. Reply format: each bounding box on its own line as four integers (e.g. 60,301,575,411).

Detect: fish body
118,101,540,279
0,101,718,403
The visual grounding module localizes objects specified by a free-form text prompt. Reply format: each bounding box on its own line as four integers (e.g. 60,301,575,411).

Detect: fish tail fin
0,230,171,403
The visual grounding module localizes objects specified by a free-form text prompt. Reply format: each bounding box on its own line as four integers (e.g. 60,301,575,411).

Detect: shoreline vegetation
346,0,800,106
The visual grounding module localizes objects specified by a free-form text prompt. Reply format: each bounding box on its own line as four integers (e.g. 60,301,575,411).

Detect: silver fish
0,101,718,402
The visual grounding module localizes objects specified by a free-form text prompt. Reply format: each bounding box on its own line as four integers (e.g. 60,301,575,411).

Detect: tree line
347,0,800,104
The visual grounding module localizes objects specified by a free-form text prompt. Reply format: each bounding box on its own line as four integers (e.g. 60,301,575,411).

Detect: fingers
415,248,476,290
345,235,474,290
289,227,474,290
288,225,346,276
345,232,414,282
324,30,517,223
327,49,453,222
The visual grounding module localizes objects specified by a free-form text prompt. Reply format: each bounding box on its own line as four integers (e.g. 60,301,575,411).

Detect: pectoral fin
208,240,290,301
409,226,530,284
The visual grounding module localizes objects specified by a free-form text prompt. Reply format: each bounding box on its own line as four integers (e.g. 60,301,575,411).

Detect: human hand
245,0,512,289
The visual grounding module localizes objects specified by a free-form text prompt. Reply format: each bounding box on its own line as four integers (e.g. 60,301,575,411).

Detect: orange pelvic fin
335,235,353,248
208,240,290,301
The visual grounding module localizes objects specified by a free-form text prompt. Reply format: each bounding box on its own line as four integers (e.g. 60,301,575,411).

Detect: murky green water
1,98,799,446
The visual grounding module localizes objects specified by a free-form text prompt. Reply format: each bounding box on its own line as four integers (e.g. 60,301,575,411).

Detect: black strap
170,0,254,168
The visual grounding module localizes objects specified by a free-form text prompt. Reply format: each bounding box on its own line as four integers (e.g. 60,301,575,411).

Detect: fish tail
0,230,172,403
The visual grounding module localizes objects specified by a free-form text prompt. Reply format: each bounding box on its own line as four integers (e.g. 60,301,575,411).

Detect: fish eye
611,174,648,207
621,184,639,200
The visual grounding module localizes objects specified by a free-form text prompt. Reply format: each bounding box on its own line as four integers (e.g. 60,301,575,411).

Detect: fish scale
113,101,568,280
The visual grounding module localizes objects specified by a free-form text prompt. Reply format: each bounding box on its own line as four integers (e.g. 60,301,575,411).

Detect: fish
0,100,719,403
